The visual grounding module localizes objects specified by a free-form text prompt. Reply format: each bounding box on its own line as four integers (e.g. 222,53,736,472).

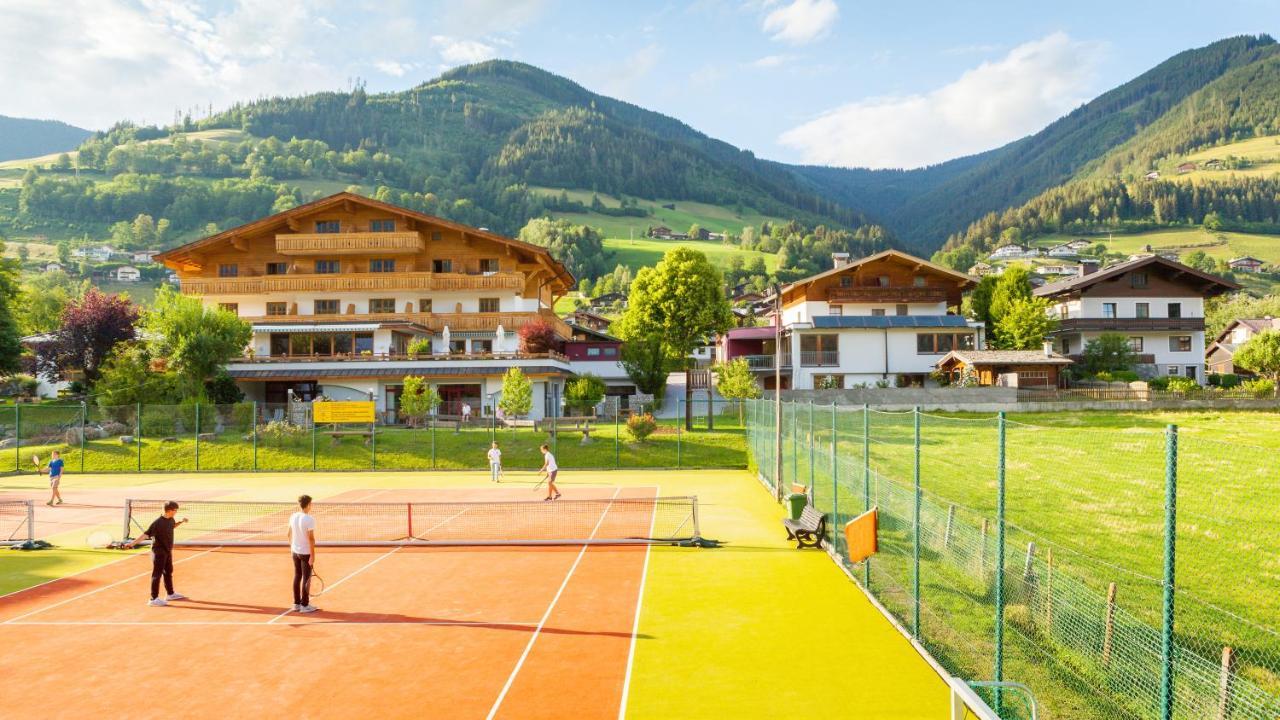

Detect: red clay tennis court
0,486,695,720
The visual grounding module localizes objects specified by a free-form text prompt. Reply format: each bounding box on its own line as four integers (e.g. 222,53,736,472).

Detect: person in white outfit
287,495,319,613
487,441,502,482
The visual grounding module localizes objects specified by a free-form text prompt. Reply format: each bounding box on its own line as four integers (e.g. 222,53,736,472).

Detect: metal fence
0,399,747,474
745,399,1280,720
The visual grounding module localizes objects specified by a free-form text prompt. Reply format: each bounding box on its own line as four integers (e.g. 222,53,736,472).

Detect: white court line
267,546,403,623
617,486,661,720
8,619,539,627
485,486,622,720
413,505,473,540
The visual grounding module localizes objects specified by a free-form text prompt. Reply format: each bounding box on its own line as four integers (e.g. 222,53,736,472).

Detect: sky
0,0,1274,169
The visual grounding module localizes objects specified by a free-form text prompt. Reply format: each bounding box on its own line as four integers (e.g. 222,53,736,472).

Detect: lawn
757,404,1280,720
603,236,778,273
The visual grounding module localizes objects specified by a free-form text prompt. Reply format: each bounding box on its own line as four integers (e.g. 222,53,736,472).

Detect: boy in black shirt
126,501,189,606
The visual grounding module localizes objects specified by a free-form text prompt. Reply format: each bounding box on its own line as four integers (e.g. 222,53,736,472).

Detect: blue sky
1,0,1274,168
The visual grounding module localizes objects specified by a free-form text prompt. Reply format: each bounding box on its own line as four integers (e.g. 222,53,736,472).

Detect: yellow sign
313,401,376,424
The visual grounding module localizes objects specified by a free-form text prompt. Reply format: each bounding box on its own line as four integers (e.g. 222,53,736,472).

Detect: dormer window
315,220,340,233
1131,272,1148,289
913,276,926,287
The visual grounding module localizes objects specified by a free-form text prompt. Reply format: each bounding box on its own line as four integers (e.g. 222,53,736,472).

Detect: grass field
0,129,252,171
1172,134,1280,183
0,467,960,719
602,236,778,273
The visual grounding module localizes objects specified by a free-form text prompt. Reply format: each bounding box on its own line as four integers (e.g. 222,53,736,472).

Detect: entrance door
437,384,482,416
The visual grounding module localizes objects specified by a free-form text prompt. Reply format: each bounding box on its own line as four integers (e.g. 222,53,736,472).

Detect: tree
620,336,671,402
614,247,732,366
1233,330,1280,380
0,242,23,374
517,319,561,354
563,374,606,415
56,241,71,265
400,376,442,426
91,342,180,410
498,367,533,418
16,245,28,262
1081,333,1139,375
988,265,1033,347
713,358,761,423
141,286,251,398
17,271,84,335
687,223,702,240
965,274,999,326
36,288,136,385
993,297,1058,350
517,217,610,281
1203,211,1223,231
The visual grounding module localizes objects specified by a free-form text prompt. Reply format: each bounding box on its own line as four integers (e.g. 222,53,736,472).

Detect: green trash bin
786,492,808,520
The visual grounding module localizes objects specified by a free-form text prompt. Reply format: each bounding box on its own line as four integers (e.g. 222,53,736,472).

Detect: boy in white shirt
538,444,560,501
287,494,319,613
487,441,502,482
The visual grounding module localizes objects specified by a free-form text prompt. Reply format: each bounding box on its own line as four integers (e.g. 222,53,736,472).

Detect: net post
912,405,921,639
676,397,682,469
310,405,317,472
79,401,87,473
994,410,1007,714
122,499,132,540
26,499,34,543
407,502,413,540
13,403,19,472
251,401,259,472
862,403,870,588
135,401,142,472
194,403,201,472
691,495,701,540
431,413,437,469
1160,423,1178,720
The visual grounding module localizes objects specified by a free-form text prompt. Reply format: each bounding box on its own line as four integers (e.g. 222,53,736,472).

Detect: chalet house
1035,265,1077,276
73,246,117,263
1034,255,1239,383
647,225,674,239
1047,240,1092,257
113,265,141,282
155,192,576,420
1228,256,1264,273
967,262,995,276
1176,162,1197,174
133,250,161,264
1144,171,1161,180
935,347,1072,388
989,244,1040,260
565,309,612,332
1205,317,1280,375
564,323,632,407
44,262,65,273
589,292,626,309
716,250,982,388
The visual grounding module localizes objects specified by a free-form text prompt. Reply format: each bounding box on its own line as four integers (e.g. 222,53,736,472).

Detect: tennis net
124,496,701,547
1,500,35,544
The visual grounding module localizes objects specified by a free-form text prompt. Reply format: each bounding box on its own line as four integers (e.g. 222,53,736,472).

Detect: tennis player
538,444,560,501
125,501,189,606
287,495,319,613
45,450,64,506
487,441,502,482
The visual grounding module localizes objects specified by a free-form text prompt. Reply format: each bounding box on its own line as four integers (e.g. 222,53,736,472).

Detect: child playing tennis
125,501,189,606
287,494,319,613
487,441,502,482
538,444,560,501
45,450,64,506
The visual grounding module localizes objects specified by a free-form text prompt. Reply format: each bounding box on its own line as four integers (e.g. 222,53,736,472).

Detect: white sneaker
166,592,186,601
292,604,302,611
148,598,167,607
298,605,319,613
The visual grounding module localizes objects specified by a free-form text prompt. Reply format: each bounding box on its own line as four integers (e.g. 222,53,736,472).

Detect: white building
133,250,161,264
72,246,117,263
113,265,141,282
719,250,983,388
1047,239,1092,257
1035,256,1238,383
989,244,1040,260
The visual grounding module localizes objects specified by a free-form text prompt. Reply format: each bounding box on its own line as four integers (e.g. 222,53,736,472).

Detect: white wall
789,328,967,388
1075,296,1203,319
782,300,948,324
1078,330,1206,380
199,289,540,317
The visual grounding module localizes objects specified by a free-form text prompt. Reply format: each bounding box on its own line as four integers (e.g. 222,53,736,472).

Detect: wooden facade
778,250,974,309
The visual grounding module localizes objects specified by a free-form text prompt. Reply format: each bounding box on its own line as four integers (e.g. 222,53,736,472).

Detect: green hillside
0,115,92,163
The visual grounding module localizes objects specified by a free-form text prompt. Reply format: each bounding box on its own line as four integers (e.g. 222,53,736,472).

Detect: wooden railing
180,271,524,295
275,231,425,255
827,286,950,304
243,310,573,338
232,351,569,364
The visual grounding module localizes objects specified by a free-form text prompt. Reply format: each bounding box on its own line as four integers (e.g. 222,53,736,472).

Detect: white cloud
779,33,1103,169
595,44,662,101
430,36,499,66
750,54,794,68
375,60,417,77
762,0,838,45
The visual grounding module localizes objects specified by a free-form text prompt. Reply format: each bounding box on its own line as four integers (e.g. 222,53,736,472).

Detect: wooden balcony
1056,317,1205,332
234,351,569,364
274,232,425,256
244,311,573,338
827,286,950,304
180,271,524,295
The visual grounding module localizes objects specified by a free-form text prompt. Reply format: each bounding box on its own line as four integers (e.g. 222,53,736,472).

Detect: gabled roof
1229,256,1264,264
155,192,573,289
780,249,975,298
565,322,621,342
937,350,1073,366
1210,317,1280,346
1032,254,1239,298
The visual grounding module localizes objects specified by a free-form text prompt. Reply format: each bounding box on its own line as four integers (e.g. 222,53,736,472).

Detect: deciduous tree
35,287,138,384
498,367,533,418
993,297,1058,351
614,247,732,365
1234,330,1280,380
142,286,251,398
1081,332,1139,374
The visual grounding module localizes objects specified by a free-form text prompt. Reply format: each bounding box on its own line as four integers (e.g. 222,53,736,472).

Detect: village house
72,246,117,263
112,265,141,282
132,249,161,264
565,308,612,332
1034,255,1239,383
989,244,1040,260
1176,162,1197,174
1205,317,1280,375
1228,256,1264,273
935,347,1073,388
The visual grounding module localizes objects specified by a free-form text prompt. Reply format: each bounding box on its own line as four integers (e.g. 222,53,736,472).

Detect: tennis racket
310,570,326,596
31,454,42,473
87,530,114,549
532,471,548,491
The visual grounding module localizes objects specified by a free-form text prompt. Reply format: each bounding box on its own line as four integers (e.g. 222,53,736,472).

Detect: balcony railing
245,310,573,338
1056,317,1204,332
1068,353,1156,365
740,354,791,370
799,350,840,367
275,231,425,255
827,286,950,304
180,271,524,295
233,351,569,364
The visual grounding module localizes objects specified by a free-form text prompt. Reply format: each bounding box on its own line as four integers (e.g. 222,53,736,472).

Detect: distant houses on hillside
647,225,722,241
1228,256,1264,273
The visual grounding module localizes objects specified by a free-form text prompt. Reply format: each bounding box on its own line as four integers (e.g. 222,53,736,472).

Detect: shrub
1095,370,1139,383
1242,377,1276,398
518,319,561,354
260,419,306,445
1147,377,1170,391
564,374,606,415
1208,373,1241,388
407,338,432,357
1163,377,1200,393
626,413,657,443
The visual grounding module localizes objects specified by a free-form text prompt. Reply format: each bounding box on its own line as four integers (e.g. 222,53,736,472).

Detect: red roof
725,326,777,340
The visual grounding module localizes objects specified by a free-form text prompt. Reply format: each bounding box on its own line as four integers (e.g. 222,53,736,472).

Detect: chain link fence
746,399,1280,720
0,399,747,474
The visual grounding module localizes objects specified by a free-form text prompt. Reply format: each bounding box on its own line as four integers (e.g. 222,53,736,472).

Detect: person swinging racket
126,501,189,606
287,495,320,613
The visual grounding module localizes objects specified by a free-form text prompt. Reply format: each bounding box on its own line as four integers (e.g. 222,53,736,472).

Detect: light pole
488,392,497,443
773,283,784,502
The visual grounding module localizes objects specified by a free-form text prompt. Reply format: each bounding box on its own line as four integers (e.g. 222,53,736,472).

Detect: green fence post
791,400,798,487
676,397,682,469
912,405,921,639
431,415,436,469
194,403,200,472
310,410,317,472
135,402,142,472
371,419,377,471
614,400,620,468
1160,424,1179,720
808,400,815,492
862,403,871,588
252,401,258,472
14,403,20,472
79,402,86,473
830,402,838,546
994,411,1007,714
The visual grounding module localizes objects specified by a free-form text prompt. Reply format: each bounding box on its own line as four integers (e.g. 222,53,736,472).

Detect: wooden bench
535,416,595,433
323,430,372,446
782,503,826,549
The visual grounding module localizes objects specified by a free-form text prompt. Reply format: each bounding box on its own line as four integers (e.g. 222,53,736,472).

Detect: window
958,334,976,350
1168,302,1182,319
369,298,395,314
479,298,500,313
315,259,339,274
314,299,339,315
813,374,845,389
218,264,238,278
895,304,908,316
449,339,466,355
315,220,340,233
917,333,975,354
871,308,886,317
472,339,493,354
877,276,890,287
1169,335,1192,352
218,303,238,315
1136,302,1150,319
1130,271,1148,289
431,231,443,242
266,302,287,316
829,305,842,316
913,276,927,288
432,259,452,273
603,346,617,357
1102,303,1117,319
270,334,290,356
840,276,853,288
1060,338,1071,355
799,334,839,366
587,347,602,357
370,259,396,273
1185,366,1198,381
479,258,499,274
1127,337,1144,353
266,262,288,275
370,219,396,232
418,298,432,313
1167,366,1180,376
354,334,374,354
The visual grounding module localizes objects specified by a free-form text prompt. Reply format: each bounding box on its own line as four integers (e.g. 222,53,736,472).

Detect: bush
1095,370,1139,383
1241,377,1275,398
1208,373,1241,388
407,338,432,357
626,413,657,443
260,419,306,445
1162,377,1201,393
518,319,561,354
1147,377,1170,391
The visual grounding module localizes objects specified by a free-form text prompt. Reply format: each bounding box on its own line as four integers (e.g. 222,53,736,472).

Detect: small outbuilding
935,348,1073,388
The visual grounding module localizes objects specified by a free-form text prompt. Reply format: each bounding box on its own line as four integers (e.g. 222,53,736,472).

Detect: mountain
0,115,92,162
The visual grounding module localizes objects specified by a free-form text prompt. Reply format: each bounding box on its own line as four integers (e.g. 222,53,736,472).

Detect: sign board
630,393,654,406
845,507,879,564
313,401,376,424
